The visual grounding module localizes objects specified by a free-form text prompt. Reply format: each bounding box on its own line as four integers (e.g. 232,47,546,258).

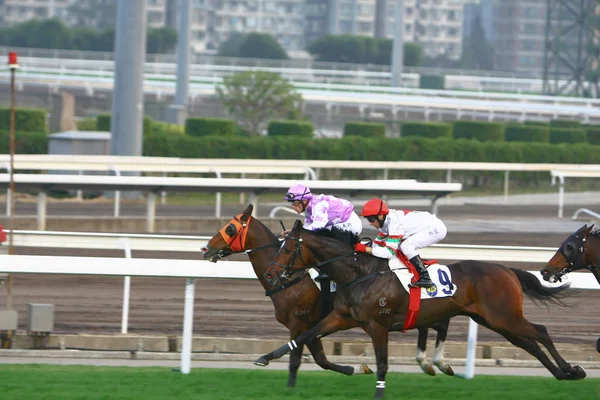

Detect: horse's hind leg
431,319,454,376
305,338,366,376
526,322,586,380
415,327,436,376
471,315,583,380
287,342,304,387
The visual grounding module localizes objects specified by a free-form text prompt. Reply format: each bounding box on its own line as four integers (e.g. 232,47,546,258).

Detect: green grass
0,365,598,400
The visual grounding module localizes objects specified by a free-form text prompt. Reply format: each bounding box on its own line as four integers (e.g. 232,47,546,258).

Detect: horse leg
304,338,367,376
363,320,389,399
254,310,357,367
431,319,454,376
470,314,583,380
415,327,436,376
287,341,304,387
523,322,586,380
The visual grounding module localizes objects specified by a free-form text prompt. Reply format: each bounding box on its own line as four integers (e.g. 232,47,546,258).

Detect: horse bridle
553,230,596,282
214,214,279,259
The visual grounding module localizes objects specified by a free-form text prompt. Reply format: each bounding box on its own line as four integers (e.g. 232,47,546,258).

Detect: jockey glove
354,243,367,253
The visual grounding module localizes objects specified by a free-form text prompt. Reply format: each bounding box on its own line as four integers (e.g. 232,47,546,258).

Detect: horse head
203,204,254,262
270,219,314,276
540,224,597,283
271,219,361,285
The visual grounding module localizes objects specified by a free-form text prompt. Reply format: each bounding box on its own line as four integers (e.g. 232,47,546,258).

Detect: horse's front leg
415,327,435,376
363,320,389,399
254,310,356,367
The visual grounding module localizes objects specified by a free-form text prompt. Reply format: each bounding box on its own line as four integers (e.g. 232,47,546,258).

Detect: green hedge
504,124,550,143
549,127,587,144
419,75,444,90
452,121,504,142
95,114,181,136
96,114,111,131
524,121,550,127
344,122,386,137
76,117,97,131
400,121,452,139
185,117,236,137
584,125,600,145
0,108,47,133
550,119,581,129
267,120,314,137
0,130,47,154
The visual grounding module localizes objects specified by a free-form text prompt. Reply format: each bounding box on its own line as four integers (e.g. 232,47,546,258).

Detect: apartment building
0,0,464,58
331,0,463,60
491,0,546,72
0,0,73,25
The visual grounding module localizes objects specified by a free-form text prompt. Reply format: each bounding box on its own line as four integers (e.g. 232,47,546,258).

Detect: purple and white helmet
284,184,312,201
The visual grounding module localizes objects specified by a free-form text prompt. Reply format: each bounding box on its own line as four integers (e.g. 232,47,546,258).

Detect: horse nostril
201,247,208,253
541,270,548,275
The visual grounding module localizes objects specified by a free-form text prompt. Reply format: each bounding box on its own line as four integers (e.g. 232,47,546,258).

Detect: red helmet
360,198,389,217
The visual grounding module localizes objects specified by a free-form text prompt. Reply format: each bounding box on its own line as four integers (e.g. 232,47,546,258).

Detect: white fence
2,155,599,217
1,230,598,377
7,70,600,123
7,53,589,96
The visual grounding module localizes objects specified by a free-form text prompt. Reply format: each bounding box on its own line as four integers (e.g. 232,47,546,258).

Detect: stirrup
409,278,434,289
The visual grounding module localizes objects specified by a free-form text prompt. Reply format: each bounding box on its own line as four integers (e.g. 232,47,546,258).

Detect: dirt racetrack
1,230,598,348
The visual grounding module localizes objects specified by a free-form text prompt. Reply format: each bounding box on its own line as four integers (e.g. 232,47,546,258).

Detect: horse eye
225,224,237,236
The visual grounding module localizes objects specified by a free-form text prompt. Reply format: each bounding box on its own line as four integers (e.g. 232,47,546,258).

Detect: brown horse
540,224,600,353
201,204,452,385
255,220,586,399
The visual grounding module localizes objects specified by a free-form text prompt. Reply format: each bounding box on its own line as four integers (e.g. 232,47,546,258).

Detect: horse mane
252,216,280,243
591,228,600,238
312,228,359,247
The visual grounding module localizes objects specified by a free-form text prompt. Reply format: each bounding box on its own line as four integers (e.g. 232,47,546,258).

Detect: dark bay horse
201,204,452,385
540,224,600,353
255,220,586,399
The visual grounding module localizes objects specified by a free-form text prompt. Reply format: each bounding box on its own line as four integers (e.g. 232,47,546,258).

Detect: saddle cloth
389,256,458,299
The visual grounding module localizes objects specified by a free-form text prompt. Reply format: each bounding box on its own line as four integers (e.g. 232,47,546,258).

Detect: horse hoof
254,357,269,367
359,363,374,375
571,365,587,380
435,362,455,377
287,377,297,387
418,361,436,376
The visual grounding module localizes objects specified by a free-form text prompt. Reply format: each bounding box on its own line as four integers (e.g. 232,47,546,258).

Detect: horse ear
242,204,253,220
293,219,303,230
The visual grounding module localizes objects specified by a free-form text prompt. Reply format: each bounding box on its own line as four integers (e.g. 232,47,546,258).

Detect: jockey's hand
354,243,368,253
281,229,290,237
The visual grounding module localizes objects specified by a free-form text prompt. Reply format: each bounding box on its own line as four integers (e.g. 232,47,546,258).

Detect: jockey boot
408,255,434,288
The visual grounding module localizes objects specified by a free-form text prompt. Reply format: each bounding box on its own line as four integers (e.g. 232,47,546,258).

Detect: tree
218,32,247,57
67,0,117,30
216,71,303,136
146,28,178,54
307,35,423,66
238,33,289,60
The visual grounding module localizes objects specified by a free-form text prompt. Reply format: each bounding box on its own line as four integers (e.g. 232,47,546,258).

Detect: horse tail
509,268,574,308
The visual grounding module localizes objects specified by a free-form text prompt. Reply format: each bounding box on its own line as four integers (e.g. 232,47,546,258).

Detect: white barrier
0,174,462,230
3,154,600,202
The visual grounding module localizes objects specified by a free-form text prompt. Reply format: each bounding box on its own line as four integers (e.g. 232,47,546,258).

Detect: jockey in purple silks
283,183,362,247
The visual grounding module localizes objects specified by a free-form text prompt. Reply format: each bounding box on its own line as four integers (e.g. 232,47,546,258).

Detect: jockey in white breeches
353,198,447,289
